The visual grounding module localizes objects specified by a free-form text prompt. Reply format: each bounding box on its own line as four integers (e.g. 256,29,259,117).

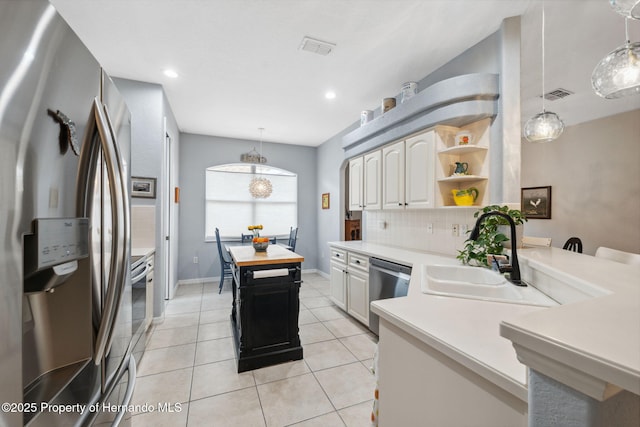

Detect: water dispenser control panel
24,218,89,292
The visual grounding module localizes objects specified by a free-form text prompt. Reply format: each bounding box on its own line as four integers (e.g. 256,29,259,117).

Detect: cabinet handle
404,203,408,206
355,260,361,264
398,203,402,206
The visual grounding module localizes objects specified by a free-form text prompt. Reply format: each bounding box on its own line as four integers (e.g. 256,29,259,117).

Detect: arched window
205,163,297,240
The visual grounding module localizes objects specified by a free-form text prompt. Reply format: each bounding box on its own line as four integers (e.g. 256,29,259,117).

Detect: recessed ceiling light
163,69,179,78
325,91,336,100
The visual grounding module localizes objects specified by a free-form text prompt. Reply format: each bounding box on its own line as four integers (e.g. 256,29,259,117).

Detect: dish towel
370,344,379,426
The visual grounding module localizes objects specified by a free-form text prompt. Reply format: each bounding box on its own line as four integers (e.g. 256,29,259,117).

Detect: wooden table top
228,244,304,267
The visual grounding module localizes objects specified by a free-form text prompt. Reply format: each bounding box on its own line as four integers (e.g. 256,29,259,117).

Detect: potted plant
457,205,526,267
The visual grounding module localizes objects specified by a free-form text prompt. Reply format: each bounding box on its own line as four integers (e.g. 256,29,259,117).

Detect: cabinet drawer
330,248,347,264
348,252,369,271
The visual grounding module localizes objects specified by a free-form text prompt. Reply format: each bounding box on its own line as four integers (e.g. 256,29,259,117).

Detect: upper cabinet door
382,141,405,210
405,131,435,209
363,150,382,210
348,156,364,211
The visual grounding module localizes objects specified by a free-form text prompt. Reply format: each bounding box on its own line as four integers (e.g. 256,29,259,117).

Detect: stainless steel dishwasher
368,257,412,335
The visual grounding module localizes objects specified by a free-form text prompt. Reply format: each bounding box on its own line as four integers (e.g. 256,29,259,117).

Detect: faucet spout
470,211,523,286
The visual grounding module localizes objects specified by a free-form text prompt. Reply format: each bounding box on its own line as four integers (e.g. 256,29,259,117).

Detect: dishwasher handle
370,265,411,282
369,257,412,278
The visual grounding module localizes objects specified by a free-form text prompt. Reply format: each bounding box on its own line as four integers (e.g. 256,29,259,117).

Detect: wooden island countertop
228,244,304,267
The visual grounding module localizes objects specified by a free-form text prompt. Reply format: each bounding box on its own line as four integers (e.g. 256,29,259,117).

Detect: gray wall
521,109,640,255
316,124,358,272
315,22,514,274
113,78,180,316
178,134,317,281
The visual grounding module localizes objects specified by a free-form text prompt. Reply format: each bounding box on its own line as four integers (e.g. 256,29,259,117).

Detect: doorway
163,125,174,300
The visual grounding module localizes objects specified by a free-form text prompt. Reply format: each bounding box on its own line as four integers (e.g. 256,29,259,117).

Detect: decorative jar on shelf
451,188,479,206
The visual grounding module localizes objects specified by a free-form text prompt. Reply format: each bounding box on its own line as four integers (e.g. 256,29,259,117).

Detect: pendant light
592,17,640,99
609,0,640,19
248,128,273,199
524,0,564,143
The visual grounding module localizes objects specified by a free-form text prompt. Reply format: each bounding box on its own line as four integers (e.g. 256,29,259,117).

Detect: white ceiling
51,0,640,147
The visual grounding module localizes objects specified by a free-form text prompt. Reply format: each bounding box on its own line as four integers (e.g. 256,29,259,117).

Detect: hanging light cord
258,127,264,164
541,1,546,112
625,17,630,44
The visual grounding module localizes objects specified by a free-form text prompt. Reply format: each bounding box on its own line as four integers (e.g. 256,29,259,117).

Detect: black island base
230,261,303,372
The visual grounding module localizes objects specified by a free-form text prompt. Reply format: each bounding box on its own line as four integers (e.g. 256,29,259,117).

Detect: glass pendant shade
247,127,273,199
523,111,565,143
592,41,640,98
610,0,640,19
249,176,272,199
523,1,564,143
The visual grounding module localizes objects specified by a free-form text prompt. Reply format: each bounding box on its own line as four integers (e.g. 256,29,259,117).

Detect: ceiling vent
543,88,574,101
299,36,335,56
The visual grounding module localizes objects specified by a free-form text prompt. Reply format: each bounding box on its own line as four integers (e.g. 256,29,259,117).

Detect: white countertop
328,241,640,401
501,247,640,397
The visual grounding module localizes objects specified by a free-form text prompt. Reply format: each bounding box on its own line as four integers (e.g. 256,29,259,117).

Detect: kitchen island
228,245,304,372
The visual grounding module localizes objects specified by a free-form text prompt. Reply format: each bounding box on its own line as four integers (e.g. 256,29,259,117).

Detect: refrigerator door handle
101,101,131,356
112,355,137,426
76,98,128,364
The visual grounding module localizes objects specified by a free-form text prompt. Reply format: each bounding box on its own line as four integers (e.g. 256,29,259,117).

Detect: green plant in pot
457,205,527,267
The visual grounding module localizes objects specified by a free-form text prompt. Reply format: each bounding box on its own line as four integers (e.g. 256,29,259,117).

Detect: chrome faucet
469,211,524,286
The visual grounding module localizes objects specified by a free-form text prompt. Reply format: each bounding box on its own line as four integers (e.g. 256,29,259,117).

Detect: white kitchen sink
421,264,558,307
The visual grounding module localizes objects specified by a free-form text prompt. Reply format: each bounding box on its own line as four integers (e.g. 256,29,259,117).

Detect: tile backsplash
363,209,478,256
131,205,156,249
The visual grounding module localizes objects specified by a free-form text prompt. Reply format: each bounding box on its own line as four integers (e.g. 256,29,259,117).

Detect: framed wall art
132,176,157,199
521,186,551,219
322,193,330,209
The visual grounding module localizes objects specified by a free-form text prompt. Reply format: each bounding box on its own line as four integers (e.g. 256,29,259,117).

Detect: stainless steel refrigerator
1,1,135,425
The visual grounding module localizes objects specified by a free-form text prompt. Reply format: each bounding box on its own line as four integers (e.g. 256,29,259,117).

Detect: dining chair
215,228,233,294
288,227,298,252
241,233,253,243
562,237,583,253
595,246,640,266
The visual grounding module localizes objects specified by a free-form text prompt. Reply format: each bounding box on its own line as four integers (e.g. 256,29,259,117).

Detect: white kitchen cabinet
346,252,369,326
348,157,364,211
328,246,370,327
363,151,382,210
405,131,436,208
382,131,436,210
382,140,405,209
349,151,382,211
329,248,347,311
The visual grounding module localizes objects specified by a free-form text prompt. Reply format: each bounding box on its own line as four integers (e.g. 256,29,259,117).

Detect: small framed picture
521,186,551,219
132,176,157,199
322,193,330,209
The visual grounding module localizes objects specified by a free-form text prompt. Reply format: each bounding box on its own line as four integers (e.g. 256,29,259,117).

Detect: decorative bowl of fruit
252,237,270,252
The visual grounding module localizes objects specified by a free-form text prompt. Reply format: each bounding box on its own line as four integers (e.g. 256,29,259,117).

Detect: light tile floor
131,273,377,427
